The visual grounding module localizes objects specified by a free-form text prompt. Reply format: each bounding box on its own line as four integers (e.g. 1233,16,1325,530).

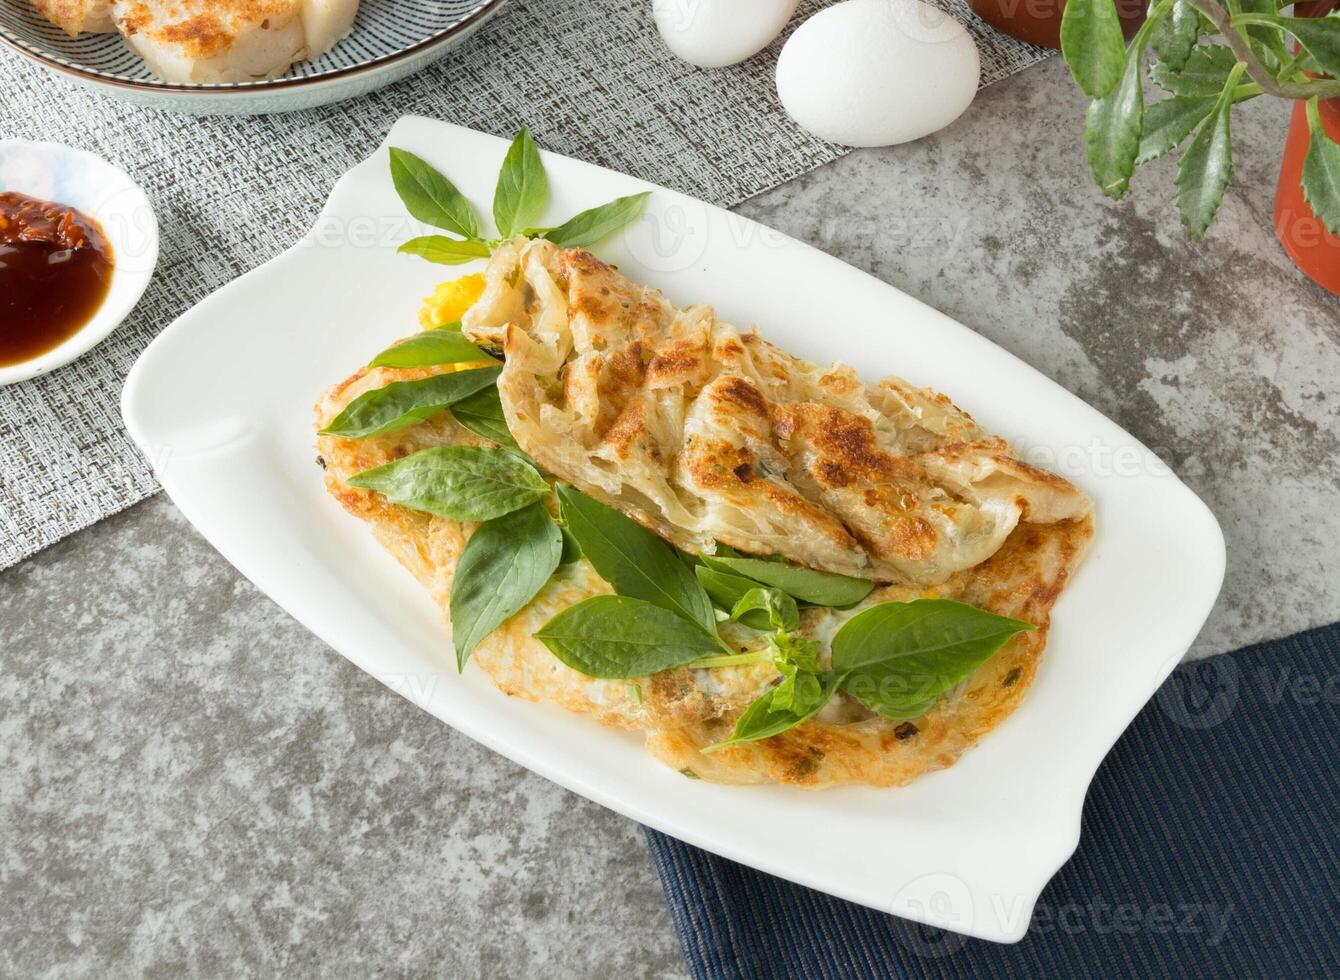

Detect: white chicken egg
653,0,799,68
775,0,980,147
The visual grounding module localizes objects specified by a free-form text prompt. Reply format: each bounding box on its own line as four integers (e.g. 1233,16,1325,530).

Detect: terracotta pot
1274,96,1340,295
968,0,1145,49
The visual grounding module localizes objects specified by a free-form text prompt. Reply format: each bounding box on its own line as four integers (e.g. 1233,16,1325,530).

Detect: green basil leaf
1150,44,1239,97
398,236,491,266
770,660,824,714
855,694,937,722
731,588,799,634
702,671,840,752
1137,96,1217,164
831,599,1034,673
449,385,518,448
368,323,495,369
699,554,873,608
535,595,719,679
695,565,772,630
389,148,482,239
450,502,562,670
347,445,549,521
1149,0,1199,70
559,525,583,565
1060,0,1128,98
544,192,650,249
493,128,549,238
1274,14,1340,79
1302,97,1340,238
1084,27,1151,200
1175,66,1242,240
557,486,718,637
320,366,502,438
832,599,1033,718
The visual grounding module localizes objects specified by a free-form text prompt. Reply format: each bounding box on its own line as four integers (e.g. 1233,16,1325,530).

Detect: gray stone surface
3,56,1338,977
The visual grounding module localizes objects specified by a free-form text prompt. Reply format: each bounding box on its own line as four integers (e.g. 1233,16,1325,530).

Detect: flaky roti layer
462,238,1092,585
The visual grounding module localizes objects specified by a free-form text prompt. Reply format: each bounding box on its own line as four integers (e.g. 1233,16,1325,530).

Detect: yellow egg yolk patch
419,274,486,330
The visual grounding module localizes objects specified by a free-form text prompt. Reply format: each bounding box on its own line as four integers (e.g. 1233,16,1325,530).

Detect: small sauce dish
0,140,158,386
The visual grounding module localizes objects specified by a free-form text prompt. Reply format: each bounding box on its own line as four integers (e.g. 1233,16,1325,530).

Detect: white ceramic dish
121,116,1225,943
1,139,157,386
0,0,507,115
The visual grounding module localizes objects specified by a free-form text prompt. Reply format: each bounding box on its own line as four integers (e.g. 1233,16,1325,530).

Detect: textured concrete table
3,57,1338,977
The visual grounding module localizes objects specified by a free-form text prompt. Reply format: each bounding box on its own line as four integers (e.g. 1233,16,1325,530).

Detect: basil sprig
535,595,719,679
368,322,496,369
700,551,873,608
707,599,1035,751
389,129,651,262
730,587,799,634
557,486,718,637
695,565,775,630
320,366,502,438
704,610,832,753
347,445,549,521
450,501,562,669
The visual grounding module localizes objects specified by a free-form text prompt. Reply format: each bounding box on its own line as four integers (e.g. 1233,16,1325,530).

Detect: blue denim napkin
646,622,1340,979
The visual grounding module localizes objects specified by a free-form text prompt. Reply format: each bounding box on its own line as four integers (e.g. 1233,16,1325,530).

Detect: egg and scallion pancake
314,135,1093,788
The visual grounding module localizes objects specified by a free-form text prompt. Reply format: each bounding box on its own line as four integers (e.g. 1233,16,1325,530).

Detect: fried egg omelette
316,242,1094,788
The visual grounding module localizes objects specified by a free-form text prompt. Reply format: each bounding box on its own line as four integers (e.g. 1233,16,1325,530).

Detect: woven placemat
0,0,1048,569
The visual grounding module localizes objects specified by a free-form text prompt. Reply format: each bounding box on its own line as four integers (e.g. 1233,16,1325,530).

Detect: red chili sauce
0,191,114,367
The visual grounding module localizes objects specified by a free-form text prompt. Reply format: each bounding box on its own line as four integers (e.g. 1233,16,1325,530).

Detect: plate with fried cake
123,116,1224,942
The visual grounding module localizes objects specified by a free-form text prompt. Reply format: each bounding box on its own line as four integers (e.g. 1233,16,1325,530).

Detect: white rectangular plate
122,116,1224,943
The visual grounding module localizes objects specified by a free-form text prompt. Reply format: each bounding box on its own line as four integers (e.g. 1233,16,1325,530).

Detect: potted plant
1057,0,1340,294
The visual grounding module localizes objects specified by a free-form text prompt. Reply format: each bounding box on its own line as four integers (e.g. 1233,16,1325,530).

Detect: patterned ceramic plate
0,0,508,114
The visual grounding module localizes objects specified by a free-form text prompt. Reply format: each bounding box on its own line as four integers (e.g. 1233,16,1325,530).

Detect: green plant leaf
830,599,1034,673
368,323,496,369
450,502,562,670
702,671,840,752
1175,64,1243,239
1150,0,1199,70
347,445,549,521
832,599,1035,719
397,236,491,266
1301,97,1340,238
557,486,718,636
535,595,719,679
1150,44,1239,97
389,148,482,239
493,128,549,238
544,193,650,248
699,553,873,608
1061,0,1128,97
559,525,584,565
730,588,800,634
1084,25,1153,200
1237,0,1289,70
1137,95,1217,163
694,565,771,630
1267,14,1340,79
449,385,518,447
320,366,502,438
